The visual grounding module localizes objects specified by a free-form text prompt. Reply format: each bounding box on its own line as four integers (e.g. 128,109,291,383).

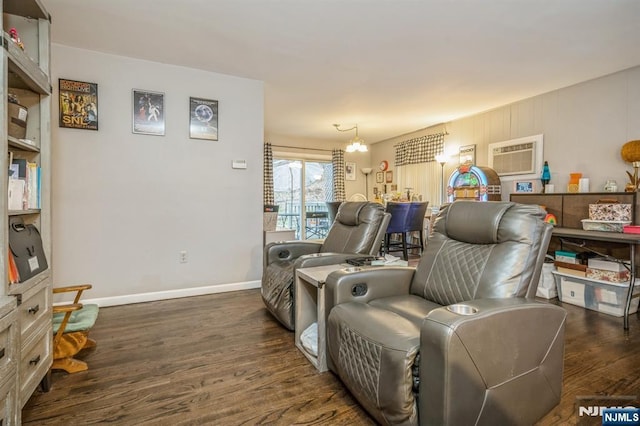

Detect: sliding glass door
273,158,333,239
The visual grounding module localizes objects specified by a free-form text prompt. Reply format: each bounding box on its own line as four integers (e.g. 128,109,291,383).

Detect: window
273,157,333,239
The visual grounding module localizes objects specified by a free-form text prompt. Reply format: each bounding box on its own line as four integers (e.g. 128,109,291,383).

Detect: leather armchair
262,201,390,330
325,201,566,425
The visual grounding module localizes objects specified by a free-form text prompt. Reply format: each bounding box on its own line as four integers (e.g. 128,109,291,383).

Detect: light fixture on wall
361,167,373,199
333,123,368,152
435,153,448,205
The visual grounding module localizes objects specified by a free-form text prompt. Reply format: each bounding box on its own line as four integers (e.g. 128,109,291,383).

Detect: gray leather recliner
262,201,391,330
325,201,566,425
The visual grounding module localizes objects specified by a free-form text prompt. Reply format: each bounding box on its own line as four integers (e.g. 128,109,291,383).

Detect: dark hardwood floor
22,284,640,425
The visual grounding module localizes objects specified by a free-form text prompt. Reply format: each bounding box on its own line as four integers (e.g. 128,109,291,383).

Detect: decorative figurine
620,140,640,191
540,161,551,193
9,28,25,50
544,213,557,226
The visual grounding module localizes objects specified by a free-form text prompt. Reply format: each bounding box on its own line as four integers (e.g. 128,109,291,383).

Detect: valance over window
394,133,445,166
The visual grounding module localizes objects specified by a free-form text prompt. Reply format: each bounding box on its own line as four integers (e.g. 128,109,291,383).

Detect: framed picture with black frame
58,78,98,130
132,89,165,136
189,97,218,140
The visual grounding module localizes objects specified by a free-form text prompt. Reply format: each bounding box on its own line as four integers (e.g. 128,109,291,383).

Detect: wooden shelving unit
1,0,52,423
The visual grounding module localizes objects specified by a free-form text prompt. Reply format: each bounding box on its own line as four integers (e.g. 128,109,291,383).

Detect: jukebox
447,164,502,202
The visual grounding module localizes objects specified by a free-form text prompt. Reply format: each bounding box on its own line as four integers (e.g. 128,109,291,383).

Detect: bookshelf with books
1,0,52,421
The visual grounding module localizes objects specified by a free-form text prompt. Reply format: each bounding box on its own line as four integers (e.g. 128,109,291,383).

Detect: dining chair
383,202,411,260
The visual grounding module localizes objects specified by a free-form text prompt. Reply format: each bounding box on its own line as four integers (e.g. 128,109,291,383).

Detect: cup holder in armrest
446,304,479,316
343,267,362,273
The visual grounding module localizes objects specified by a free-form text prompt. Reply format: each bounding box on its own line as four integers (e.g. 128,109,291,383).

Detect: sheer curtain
397,163,442,207
395,133,445,207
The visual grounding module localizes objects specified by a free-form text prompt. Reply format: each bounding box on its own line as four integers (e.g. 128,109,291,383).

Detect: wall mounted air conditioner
488,134,543,180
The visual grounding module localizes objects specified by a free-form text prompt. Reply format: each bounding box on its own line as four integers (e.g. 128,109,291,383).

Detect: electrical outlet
179,250,188,263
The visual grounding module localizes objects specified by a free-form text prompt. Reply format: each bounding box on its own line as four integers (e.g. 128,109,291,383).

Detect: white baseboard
82,280,261,307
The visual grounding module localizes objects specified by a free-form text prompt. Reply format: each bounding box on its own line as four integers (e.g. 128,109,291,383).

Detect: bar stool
405,201,430,253
383,202,411,260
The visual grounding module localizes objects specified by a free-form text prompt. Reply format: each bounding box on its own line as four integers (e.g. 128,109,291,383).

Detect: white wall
51,45,264,304
372,66,640,199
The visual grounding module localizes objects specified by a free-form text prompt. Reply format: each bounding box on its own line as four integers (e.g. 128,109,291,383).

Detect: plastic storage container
553,271,639,317
581,219,631,233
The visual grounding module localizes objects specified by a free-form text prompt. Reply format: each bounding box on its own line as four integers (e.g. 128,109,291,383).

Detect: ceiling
41,0,640,145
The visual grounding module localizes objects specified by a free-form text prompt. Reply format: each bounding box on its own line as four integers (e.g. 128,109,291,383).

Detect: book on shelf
8,178,25,210
8,159,40,210
587,257,630,272
555,250,578,264
8,251,20,284
554,260,587,278
26,161,38,209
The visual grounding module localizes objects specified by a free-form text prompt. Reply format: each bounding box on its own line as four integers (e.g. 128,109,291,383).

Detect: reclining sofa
262,201,390,330
325,201,566,425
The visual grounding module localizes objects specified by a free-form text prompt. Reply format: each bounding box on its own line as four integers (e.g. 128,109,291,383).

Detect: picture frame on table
385,170,393,183
189,97,218,140
132,89,165,136
514,180,536,193
376,171,384,183
345,162,356,181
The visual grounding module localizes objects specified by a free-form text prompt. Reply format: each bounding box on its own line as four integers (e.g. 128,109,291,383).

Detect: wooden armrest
53,284,92,294
53,284,93,304
53,303,83,314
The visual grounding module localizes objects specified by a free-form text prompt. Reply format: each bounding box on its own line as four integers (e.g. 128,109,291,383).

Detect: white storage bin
581,219,631,233
553,271,640,317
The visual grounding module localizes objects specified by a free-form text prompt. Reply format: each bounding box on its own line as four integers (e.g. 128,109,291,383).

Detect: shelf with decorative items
2,0,52,416
511,191,640,329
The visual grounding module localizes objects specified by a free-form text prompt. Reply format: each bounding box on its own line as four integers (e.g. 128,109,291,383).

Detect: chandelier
333,123,368,153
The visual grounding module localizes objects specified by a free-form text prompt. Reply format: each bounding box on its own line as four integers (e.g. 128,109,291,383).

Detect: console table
552,227,640,329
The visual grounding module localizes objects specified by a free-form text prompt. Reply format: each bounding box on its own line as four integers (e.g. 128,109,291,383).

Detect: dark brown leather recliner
325,201,566,425
262,201,390,330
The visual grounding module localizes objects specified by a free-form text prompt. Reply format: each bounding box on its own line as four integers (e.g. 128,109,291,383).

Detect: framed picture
373,187,378,195
390,184,398,191
459,144,476,165
189,97,218,140
385,170,393,183
345,162,356,181
59,79,98,130
514,180,536,193
376,171,384,183
132,89,165,135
